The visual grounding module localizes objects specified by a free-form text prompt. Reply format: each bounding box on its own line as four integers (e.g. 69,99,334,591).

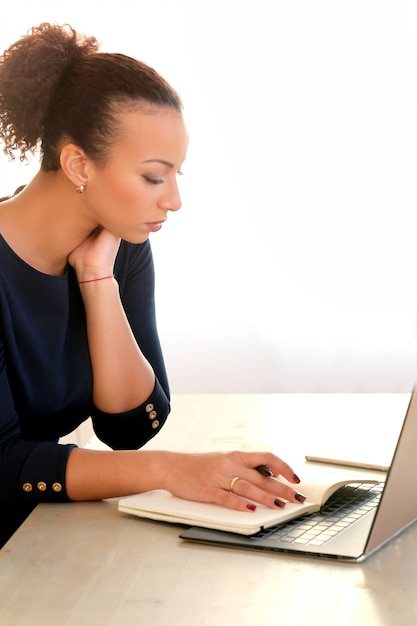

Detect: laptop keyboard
252,482,383,547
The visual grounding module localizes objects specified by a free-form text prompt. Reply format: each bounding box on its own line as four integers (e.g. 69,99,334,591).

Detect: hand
68,227,121,281
161,451,305,512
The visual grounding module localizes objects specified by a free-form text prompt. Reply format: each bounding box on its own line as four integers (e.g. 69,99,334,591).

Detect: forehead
112,107,188,163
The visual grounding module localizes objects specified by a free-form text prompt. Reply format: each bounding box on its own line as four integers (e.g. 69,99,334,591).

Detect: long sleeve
0,236,170,504
90,240,171,449
0,342,77,503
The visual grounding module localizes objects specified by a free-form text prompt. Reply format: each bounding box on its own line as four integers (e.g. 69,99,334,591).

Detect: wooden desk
1,394,417,626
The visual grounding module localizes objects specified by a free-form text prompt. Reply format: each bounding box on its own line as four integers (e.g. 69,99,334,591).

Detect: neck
0,170,98,276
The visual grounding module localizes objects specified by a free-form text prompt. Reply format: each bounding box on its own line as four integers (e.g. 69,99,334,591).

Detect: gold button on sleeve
145,403,154,413
149,410,157,419
52,482,62,493
22,482,32,493
37,481,47,492
151,419,160,429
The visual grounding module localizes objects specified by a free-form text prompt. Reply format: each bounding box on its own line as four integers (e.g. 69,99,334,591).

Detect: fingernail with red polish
247,503,257,511
293,474,301,484
295,493,306,503
274,498,286,508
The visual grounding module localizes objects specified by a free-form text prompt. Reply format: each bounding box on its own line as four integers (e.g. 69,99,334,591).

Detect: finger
248,471,306,504
214,487,260,512
230,476,306,509
240,451,301,485
227,460,306,504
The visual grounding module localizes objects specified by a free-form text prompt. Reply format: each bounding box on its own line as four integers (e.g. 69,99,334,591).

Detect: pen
254,464,273,477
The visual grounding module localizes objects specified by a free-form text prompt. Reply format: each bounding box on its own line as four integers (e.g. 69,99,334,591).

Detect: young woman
0,23,304,547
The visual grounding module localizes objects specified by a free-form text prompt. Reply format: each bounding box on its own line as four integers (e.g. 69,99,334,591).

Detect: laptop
180,388,417,562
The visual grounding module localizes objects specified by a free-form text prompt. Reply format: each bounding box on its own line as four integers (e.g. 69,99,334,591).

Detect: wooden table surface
1,393,416,626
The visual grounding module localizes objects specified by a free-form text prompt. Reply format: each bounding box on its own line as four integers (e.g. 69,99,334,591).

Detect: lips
145,222,165,232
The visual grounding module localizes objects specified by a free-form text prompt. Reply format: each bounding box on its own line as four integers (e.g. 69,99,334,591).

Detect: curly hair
0,23,182,170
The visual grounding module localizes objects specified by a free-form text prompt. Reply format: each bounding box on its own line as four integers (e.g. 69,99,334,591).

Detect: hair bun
0,23,99,159
9,22,99,77
0,22,182,169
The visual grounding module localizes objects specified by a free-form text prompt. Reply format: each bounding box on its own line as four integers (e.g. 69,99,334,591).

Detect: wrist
78,274,115,284
134,450,175,492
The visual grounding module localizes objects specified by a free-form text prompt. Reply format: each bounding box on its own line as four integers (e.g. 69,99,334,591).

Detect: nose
158,180,182,212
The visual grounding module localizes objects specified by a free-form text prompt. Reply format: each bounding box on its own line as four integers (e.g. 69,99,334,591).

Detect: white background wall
1,1,417,393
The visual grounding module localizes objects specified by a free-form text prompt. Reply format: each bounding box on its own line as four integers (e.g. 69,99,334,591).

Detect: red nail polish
295,492,306,503
274,498,286,508
293,474,301,484
247,503,257,511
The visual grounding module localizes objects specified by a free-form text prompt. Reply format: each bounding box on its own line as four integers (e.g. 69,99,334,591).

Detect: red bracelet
78,275,115,284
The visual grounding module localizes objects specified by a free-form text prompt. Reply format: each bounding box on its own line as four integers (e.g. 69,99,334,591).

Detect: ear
59,143,90,187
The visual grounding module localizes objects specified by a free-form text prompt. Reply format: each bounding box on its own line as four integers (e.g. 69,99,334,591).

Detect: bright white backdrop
1,1,417,392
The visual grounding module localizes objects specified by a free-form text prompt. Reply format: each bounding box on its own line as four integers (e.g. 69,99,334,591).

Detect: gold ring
229,476,240,493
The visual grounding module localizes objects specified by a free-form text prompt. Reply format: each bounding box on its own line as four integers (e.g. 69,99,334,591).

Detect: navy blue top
0,233,170,505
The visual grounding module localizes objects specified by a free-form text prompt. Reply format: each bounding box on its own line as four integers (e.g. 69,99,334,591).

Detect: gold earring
76,184,86,194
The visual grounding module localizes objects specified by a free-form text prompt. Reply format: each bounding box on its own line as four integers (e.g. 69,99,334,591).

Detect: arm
0,347,302,511
70,230,155,413
80,235,171,449
79,277,155,413
66,447,303,511
0,232,169,505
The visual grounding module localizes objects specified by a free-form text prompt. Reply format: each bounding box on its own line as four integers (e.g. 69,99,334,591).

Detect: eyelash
143,171,184,186
143,176,164,185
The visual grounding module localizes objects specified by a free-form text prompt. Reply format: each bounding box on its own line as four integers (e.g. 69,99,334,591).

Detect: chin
123,233,150,245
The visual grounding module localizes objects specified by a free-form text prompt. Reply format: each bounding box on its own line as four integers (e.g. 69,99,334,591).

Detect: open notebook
118,461,383,536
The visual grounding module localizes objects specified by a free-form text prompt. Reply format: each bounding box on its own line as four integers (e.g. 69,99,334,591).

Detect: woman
0,23,304,547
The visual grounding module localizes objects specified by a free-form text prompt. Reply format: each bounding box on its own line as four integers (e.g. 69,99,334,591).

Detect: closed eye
143,171,184,185
143,176,165,185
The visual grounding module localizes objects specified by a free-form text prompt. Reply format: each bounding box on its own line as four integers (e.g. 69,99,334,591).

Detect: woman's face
83,107,188,243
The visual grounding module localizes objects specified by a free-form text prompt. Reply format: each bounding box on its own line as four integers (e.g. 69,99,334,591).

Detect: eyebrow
142,159,174,168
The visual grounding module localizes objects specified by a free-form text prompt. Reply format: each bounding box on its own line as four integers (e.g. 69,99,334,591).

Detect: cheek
103,173,141,204
94,178,149,221
88,164,154,226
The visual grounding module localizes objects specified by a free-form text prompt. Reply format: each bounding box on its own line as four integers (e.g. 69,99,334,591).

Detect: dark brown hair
0,23,183,170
